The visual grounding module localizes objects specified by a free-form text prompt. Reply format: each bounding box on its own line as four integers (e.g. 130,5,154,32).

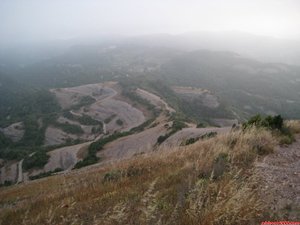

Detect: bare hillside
1,124,299,224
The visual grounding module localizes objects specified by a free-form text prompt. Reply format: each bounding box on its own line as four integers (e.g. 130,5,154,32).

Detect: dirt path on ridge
255,135,300,220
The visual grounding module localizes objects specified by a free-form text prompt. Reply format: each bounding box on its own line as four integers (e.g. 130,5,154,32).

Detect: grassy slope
2,125,297,224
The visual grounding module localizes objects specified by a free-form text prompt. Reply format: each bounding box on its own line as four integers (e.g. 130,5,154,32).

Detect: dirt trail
16,160,23,183
136,88,175,113
256,135,300,220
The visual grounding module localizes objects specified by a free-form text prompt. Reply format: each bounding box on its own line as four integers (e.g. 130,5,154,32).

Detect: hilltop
0,120,299,224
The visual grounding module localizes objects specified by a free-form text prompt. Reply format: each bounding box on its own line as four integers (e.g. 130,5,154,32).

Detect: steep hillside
7,44,300,120
160,50,300,119
1,122,299,224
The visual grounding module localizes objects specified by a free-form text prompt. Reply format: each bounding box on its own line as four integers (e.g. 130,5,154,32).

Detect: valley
1,80,234,185
1,44,300,186
1,1,300,223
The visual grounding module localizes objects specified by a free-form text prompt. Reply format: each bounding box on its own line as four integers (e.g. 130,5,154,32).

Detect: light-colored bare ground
136,88,175,113
0,161,18,184
172,86,208,95
172,86,220,108
16,160,23,184
97,123,168,162
163,127,231,147
53,82,145,134
86,98,145,132
211,118,239,127
256,135,300,220
57,116,97,138
51,82,117,109
0,122,24,142
29,142,91,178
44,126,78,146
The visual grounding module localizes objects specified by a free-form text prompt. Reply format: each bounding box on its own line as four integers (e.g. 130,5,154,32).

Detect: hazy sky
1,0,300,45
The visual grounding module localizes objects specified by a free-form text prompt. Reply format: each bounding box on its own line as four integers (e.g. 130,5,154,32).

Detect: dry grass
0,127,278,225
285,120,300,134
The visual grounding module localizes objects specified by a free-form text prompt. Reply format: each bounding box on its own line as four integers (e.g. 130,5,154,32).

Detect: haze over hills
126,31,300,65
2,36,299,121
0,36,300,189
1,32,300,67
1,0,300,223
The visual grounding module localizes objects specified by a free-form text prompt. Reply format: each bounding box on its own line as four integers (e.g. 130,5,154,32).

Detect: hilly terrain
0,40,300,224
1,43,300,185
0,119,299,224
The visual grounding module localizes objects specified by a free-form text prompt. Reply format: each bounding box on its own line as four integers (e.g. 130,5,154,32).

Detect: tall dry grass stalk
0,127,279,225
285,120,300,134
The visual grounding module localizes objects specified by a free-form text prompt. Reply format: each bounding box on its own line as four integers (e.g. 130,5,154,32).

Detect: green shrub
29,168,63,180
104,114,117,124
54,122,84,134
74,155,99,169
243,114,283,130
181,137,199,146
23,151,50,171
0,180,13,187
71,96,95,110
116,119,124,126
201,132,217,139
157,135,168,144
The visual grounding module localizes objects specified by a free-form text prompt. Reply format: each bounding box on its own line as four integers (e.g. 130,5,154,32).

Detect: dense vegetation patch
157,120,187,144
29,168,63,180
22,151,50,171
53,122,84,135
63,111,101,126
243,114,294,145
70,96,96,110
243,114,283,130
74,131,131,169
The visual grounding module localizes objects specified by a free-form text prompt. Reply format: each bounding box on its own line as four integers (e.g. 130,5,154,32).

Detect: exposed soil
0,161,18,184
53,82,146,134
136,88,176,113
86,98,145,132
0,122,24,142
51,82,117,109
163,127,231,147
256,135,300,220
28,142,91,179
172,86,220,108
97,123,168,162
211,118,239,127
44,126,78,146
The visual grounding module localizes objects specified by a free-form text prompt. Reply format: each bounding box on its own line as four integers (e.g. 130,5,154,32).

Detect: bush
74,155,99,169
0,180,13,187
201,132,217,139
104,114,117,124
23,151,50,171
71,96,96,110
103,170,122,183
181,137,199,146
157,135,168,144
54,122,84,134
157,119,187,145
29,168,63,180
211,153,229,179
243,114,283,130
116,119,124,126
